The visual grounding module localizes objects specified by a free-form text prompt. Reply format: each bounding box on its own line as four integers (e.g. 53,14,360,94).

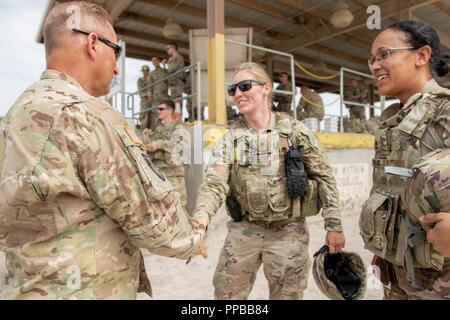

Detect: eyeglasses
227,79,266,96
368,47,417,68
157,107,168,111
72,28,122,60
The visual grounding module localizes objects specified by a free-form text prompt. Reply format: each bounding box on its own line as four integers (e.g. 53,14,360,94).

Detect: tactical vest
228,114,321,224
359,92,450,285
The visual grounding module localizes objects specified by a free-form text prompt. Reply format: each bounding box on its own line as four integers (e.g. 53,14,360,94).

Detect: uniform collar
40,69,84,89
242,111,275,130
420,78,441,94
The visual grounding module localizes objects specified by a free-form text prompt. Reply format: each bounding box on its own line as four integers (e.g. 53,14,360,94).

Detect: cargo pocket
359,192,398,257
268,177,291,220
246,180,269,220
301,180,321,217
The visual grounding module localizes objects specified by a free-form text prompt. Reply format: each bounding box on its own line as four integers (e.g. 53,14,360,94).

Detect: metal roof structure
37,0,450,92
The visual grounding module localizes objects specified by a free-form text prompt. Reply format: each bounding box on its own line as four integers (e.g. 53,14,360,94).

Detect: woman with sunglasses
142,99,189,209
361,20,450,300
193,62,345,299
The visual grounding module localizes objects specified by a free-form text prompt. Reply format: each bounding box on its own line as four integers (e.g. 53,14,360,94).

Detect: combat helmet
312,245,366,300
141,65,150,72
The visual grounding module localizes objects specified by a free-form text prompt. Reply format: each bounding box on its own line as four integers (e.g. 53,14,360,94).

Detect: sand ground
0,206,384,300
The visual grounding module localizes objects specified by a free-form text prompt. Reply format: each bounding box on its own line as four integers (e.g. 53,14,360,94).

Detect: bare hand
146,143,157,152
326,231,345,254
420,212,450,257
161,59,167,65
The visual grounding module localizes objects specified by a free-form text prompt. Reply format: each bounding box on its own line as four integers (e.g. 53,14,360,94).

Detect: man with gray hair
0,1,207,300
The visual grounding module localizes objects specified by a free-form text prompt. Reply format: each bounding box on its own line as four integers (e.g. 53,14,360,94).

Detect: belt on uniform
243,214,300,228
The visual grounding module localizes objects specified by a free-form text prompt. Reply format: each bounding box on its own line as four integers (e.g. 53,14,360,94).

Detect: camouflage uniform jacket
149,68,169,101
167,53,185,87
142,120,188,178
0,70,206,299
297,88,324,120
137,75,151,98
273,83,292,107
345,85,366,103
194,112,343,231
361,79,450,272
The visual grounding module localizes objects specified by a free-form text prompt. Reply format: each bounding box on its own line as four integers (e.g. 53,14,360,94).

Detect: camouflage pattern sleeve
167,55,184,75
422,100,450,151
193,132,231,221
73,107,206,259
292,120,343,232
153,122,187,153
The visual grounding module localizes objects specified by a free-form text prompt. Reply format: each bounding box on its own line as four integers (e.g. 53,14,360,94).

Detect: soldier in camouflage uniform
164,43,185,106
194,62,345,300
142,99,189,209
296,85,325,129
149,56,169,130
0,1,207,300
344,79,367,133
273,72,293,115
361,21,450,300
137,65,152,130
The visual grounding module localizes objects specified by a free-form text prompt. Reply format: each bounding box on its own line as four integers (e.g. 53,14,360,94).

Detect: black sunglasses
227,79,266,96
157,107,168,111
72,28,122,60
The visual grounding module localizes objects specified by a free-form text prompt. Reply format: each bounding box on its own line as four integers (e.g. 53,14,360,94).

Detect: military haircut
43,1,113,55
159,99,176,112
167,42,178,50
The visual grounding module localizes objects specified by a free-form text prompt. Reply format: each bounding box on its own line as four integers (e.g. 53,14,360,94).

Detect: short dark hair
388,20,450,77
159,99,176,112
279,72,289,77
167,42,178,50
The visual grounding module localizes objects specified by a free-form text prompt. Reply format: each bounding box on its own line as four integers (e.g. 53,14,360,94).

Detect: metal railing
224,38,297,119
125,62,202,123
339,67,383,133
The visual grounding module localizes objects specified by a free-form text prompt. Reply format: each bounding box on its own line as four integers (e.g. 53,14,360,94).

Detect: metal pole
340,68,344,133
197,62,202,122
380,95,385,112
290,54,296,120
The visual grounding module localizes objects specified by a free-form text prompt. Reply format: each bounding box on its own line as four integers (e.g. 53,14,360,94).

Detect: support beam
119,11,192,31
106,0,136,20
433,1,450,17
272,0,438,52
228,0,300,24
138,0,280,38
207,0,226,125
115,27,189,50
308,44,368,67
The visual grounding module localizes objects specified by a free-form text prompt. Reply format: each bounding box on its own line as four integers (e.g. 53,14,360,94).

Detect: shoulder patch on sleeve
124,124,146,149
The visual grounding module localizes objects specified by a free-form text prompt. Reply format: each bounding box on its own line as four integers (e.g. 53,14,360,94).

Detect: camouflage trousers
167,176,187,209
170,85,184,102
213,218,310,300
140,99,156,130
383,262,450,300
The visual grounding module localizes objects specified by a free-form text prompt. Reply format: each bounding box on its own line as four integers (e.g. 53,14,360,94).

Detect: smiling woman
193,62,346,300
362,20,450,300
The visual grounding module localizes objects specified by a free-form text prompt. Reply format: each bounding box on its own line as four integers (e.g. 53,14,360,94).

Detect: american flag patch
124,124,146,149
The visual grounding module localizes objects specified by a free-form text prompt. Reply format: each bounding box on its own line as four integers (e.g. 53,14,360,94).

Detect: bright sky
0,1,386,121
